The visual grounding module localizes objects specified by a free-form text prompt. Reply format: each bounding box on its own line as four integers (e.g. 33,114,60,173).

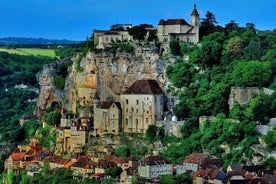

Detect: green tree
169,39,180,55
105,166,123,179
190,32,225,68
232,61,271,87
264,128,276,151
158,174,175,184
43,111,61,125
199,11,218,40
128,24,153,40
116,145,131,157
175,173,192,184
226,36,243,59
244,37,262,60
263,157,276,170
146,125,158,143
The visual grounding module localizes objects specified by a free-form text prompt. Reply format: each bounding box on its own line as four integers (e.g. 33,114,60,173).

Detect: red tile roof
123,80,162,95
193,170,208,181
182,153,207,165
10,153,25,161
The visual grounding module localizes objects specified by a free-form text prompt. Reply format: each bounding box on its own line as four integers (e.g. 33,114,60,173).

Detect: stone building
120,80,164,134
56,116,92,154
93,79,164,135
138,155,173,180
94,24,133,49
157,3,199,44
93,100,122,136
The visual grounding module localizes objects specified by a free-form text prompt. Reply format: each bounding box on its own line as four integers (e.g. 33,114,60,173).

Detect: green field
0,47,57,58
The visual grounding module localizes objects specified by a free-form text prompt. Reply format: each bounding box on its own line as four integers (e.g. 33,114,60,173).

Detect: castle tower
190,3,199,27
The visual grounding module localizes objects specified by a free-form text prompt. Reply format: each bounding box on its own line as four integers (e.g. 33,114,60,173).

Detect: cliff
36,48,172,118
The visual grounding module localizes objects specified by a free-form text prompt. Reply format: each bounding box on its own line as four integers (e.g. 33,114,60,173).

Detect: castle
93,4,199,48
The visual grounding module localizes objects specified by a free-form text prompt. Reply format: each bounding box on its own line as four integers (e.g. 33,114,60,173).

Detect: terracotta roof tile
182,153,206,165
10,153,25,161
64,161,74,169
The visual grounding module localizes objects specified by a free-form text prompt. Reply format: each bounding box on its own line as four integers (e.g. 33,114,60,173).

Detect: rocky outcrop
35,58,72,118
36,49,173,118
228,87,274,109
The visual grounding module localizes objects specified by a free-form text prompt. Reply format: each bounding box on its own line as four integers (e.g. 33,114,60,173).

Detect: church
157,3,200,44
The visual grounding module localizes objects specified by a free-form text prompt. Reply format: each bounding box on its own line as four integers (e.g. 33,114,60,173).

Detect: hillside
0,37,81,45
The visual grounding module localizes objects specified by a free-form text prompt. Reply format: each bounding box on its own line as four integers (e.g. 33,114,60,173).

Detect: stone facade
120,80,164,134
157,4,199,44
94,23,133,49
228,87,274,109
93,80,164,136
93,101,122,136
138,156,173,179
56,116,92,154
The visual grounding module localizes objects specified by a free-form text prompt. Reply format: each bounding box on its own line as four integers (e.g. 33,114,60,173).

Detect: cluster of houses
5,142,276,183
93,4,200,49
54,79,185,154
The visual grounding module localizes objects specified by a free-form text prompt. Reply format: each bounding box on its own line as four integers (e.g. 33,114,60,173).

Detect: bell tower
190,3,199,27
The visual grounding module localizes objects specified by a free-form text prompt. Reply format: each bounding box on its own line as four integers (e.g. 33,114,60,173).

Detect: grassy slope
0,47,57,58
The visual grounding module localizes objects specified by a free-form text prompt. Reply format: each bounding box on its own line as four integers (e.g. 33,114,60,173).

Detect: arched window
146,118,149,123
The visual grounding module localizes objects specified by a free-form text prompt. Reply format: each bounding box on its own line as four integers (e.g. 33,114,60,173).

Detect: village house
93,100,122,136
138,155,173,181
94,23,133,49
56,116,92,154
70,155,95,181
177,153,207,174
4,140,49,175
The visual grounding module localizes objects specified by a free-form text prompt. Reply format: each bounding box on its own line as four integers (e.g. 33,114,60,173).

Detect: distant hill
0,37,82,45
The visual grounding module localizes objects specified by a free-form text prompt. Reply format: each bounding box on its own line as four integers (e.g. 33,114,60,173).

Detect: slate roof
100,102,121,110
190,3,199,16
158,19,189,26
123,80,162,95
215,171,227,181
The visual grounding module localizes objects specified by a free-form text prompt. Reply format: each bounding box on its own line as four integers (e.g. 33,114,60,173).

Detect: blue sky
1,0,275,41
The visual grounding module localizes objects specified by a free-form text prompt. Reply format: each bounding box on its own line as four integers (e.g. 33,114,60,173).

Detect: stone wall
228,87,274,109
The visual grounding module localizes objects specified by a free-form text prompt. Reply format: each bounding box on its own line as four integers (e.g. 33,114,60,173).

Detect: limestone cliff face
36,49,171,118
35,58,72,118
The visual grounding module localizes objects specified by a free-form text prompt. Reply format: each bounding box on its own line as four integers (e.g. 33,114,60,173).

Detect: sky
0,0,276,41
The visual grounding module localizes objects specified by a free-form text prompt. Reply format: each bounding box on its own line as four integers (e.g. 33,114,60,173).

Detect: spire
191,3,199,16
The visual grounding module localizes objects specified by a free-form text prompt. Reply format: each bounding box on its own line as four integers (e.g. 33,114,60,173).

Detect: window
125,119,128,125
146,118,149,123
126,108,128,113
131,107,134,112
126,99,129,104
136,109,138,113
136,100,139,105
